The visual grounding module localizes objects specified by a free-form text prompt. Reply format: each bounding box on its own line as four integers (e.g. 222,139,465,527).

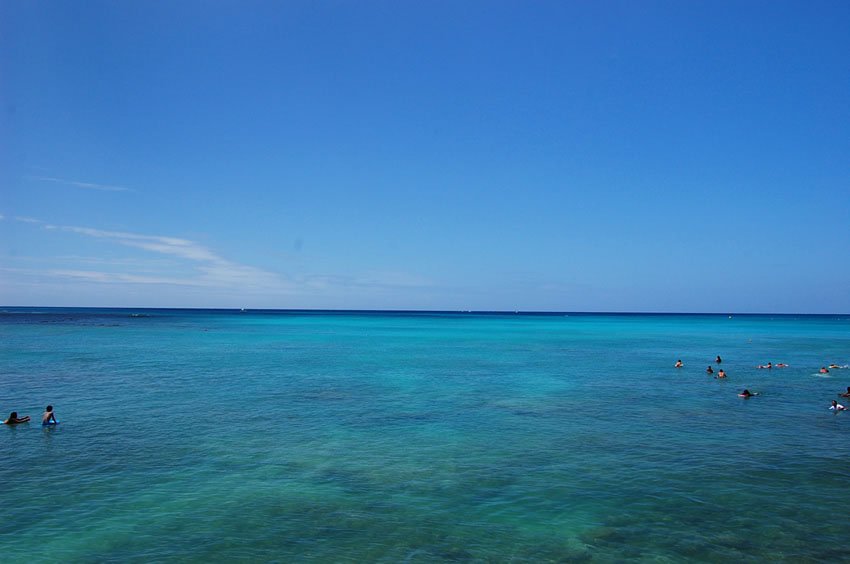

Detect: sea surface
2,308,850,562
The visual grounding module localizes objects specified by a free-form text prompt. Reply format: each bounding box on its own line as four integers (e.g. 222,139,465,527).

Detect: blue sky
1,1,848,312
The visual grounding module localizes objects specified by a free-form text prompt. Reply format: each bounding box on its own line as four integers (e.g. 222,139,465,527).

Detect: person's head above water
8,412,17,419
45,405,53,412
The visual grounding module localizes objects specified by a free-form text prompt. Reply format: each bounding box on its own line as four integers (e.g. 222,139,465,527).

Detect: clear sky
1,1,848,312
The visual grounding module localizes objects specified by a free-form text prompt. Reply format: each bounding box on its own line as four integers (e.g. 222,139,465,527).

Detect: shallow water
2,309,850,561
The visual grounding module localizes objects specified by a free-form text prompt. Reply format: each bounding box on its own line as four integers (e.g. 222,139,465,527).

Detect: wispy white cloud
51,255,180,269
45,224,287,290
0,214,4,220
47,269,206,286
31,176,134,193
50,226,221,262
7,219,435,303
14,216,46,224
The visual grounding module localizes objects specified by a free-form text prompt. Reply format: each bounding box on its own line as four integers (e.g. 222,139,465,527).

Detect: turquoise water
2,309,850,562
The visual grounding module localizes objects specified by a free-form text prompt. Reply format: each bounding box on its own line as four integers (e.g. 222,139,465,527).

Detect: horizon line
1,306,848,316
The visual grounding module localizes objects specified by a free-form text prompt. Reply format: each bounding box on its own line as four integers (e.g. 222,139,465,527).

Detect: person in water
839,387,850,398
738,389,756,398
758,362,773,369
675,360,683,368
828,364,841,369
716,355,722,364
819,367,830,374
830,400,846,411
716,369,727,379
42,405,57,425
775,363,788,368
706,365,714,374
4,412,31,425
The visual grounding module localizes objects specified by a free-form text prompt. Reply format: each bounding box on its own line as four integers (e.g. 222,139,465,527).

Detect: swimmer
675,360,683,368
706,365,714,374
716,369,727,379
716,355,722,364
830,400,846,411
738,389,757,398
839,387,850,398
4,412,31,425
828,364,841,369
42,405,57,425
820,367,830,374
758,362,773,369
775,363,788,368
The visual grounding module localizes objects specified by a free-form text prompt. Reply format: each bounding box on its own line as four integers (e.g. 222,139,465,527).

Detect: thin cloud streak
51,255,180,268
48,269,207,286
8,220,435,303
51,226,220,262
45,223,289,291
32,176,134,193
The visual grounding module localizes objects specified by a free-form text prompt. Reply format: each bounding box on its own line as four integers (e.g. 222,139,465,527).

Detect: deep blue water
2,308,850,561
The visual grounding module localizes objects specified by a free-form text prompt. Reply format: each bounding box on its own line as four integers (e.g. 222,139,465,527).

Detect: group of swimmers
674,355,849,410
3,405,57,426
675,355,727,378
756,362,789,369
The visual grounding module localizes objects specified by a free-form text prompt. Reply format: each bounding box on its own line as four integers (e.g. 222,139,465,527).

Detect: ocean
2,308,849,561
